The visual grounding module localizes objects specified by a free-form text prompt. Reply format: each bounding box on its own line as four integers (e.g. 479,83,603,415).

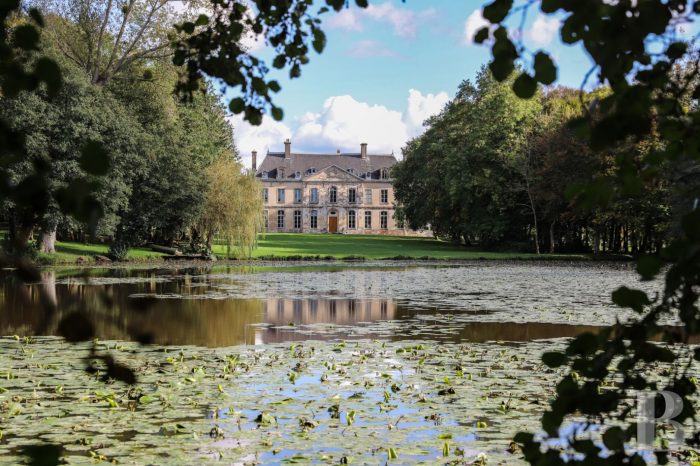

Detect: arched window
348,210,356,229
329,186,337,203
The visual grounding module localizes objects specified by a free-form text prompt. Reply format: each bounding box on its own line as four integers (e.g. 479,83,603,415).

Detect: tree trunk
549,220,556,253
17,224,34,250
39,228,57,254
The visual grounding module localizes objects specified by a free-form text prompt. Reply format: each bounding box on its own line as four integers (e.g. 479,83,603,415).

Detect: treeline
0,0,262,258
393,67,697,254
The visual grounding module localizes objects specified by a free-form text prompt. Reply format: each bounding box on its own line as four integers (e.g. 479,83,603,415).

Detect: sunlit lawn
35,234,585,264
215,233,579,260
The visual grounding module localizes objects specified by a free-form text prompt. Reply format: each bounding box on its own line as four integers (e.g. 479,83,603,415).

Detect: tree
197,156,263,258
32,0,195,86
394,67,542,249
477,0,700,463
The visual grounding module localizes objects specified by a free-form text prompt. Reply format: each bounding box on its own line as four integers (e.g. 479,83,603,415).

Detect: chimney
360,142,368,159
284,139,291,159
251,150,257,171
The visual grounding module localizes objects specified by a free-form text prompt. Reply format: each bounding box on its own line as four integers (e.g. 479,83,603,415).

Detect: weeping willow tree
199,155,264,258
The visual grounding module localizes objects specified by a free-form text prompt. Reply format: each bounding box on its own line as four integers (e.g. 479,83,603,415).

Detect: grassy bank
35,233,587,264
240,233,581,260
38,241,167,264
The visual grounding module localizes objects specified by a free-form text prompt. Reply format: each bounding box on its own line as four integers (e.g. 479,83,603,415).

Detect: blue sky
230,1,695,167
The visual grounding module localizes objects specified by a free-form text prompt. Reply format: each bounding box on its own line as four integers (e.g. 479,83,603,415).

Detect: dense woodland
0,0,262,258
393,67,699,254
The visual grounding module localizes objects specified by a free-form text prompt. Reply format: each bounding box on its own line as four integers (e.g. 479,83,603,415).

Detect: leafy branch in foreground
172,0,373,125
478,0,700,463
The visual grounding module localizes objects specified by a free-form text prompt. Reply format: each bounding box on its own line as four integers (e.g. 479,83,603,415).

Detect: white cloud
526,14,560,46
229,114,292,168
326,3,436,39
233,90,449,167
326,8,363,32
346,40,398,58
463,9,489,45
294,95,408,153
403,89,449,137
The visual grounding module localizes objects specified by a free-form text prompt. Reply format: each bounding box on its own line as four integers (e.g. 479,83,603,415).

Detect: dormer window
277,168,285,179
366,171,372,179
381,168,389,180
310,167,317,174
262,171,268,180
347,168,354,174
294,171,301,180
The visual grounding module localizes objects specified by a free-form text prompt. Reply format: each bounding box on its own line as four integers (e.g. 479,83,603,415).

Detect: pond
0,261,666,465
1,260,655,346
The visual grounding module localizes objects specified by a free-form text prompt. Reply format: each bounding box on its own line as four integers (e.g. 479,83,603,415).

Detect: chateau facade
254,140,414,234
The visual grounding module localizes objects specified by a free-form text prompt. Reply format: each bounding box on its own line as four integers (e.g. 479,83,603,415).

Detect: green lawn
35,234,585,264
216,233,581,260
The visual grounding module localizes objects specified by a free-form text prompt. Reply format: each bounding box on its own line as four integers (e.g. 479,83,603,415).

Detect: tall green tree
477,0,700,463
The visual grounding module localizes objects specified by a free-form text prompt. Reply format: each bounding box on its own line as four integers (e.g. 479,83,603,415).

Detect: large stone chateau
254,140,418,234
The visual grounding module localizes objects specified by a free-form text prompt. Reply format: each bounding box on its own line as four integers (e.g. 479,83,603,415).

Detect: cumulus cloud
403,89,449,137
463,9,489,44
526,14,560,46
294,95,408,153
326,3,436,39
233,90,448,166
346,40,398,58
229,114,292,168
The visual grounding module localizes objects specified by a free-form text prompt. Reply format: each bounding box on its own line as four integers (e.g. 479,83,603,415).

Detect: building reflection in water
263,297,394,326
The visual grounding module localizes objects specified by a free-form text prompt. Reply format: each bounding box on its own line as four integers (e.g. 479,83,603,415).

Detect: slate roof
256,152,398,180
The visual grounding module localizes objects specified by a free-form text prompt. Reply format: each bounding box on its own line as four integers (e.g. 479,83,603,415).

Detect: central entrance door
328,213,338,233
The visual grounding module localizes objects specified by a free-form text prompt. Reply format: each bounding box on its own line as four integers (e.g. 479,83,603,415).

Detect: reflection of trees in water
0,271,263,347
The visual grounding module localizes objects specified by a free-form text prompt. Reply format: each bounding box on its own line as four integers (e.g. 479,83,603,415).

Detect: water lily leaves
2,336,671,464
256,411,277,426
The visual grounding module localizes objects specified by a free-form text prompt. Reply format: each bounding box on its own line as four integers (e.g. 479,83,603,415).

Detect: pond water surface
1,260,655,346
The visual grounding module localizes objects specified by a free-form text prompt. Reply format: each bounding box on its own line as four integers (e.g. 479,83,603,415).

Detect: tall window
310,188,319,203
348,210,356,229
364,211,372,229
262,188,268,203
294,210,302,229
277,188,285,203
380,211,388,229
277,210,285,229
381,168,389,179
365,189,372,204
329,186,337,203
310,210,318,229
380,189,388,203
277,168,285,179
348,188,357,204
263,210,268,229
294,188,302,203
